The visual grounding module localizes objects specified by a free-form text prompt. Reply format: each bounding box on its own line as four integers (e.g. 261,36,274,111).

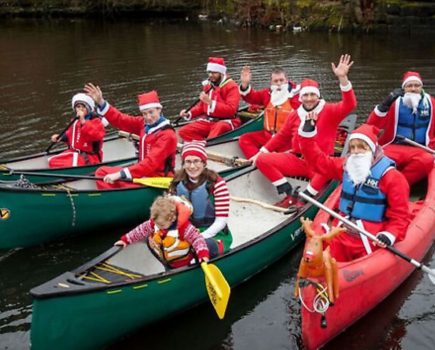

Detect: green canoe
30,115,357,350
0,107,263,184
0,138,249,250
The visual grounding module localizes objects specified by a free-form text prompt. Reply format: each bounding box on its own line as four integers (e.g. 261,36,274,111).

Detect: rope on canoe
298,278,330,314
79,262,143,285
53,184,77,227
97,262,143,280
80,271,111,284
12,175,40,189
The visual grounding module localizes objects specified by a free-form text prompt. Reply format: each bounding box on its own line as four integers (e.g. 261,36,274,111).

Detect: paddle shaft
173,85,214,125
396,135,435,155
298,191,435,280
6,170,172,188
45,117,78,154
7,169,101,180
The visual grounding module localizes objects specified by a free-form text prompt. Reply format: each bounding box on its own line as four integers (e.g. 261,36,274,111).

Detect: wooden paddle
45,117,78,154
5,169,173,189
118,131,251,167
395,135,435,154
299,191,435,284
201,262,231,319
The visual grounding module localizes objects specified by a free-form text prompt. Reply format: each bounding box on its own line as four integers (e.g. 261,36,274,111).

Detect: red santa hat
299,79,320,101
137,90,162,111
348,124,379,153
181,141,208,162
402,71,423,88
72,93,95,112
206,57,227,74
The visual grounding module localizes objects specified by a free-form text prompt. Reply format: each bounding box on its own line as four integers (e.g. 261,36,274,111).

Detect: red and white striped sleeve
213,177,230,218
183,223,209,260
122,219,154,244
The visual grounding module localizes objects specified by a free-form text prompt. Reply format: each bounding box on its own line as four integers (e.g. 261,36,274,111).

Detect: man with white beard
253,54,357,209
298,120,410,262
238,66,301,158
368,71,435,185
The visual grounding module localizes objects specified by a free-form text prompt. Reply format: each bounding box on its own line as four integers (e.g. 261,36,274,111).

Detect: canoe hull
31,181,334,350
301,169,435,350
0,138,245,249
0,186,162,249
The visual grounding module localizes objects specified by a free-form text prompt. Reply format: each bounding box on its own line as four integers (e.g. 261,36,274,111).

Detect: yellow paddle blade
132,177,173,189
201,262,231,319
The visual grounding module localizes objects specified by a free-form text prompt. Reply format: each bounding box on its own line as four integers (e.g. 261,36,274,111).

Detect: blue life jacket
339,156,395,222
396,96,431,145
176,181,215,227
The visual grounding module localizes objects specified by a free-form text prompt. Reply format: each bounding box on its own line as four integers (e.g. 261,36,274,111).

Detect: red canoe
299,167,435,350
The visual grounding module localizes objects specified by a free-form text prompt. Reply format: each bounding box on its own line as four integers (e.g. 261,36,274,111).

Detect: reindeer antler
300,217,316,237
322,226,346,241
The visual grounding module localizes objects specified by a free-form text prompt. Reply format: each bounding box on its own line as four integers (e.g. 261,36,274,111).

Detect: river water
0,18,435,350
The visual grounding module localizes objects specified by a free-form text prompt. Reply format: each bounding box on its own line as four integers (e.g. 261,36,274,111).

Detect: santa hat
299,79,320,101
181,141,208,162
72,93,95,112
402,71,423,88
348,124,379,153
137,90,162,111
206,57,227,74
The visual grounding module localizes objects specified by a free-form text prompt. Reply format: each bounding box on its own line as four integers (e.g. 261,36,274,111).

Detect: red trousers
256,152,330,193
328,232,381,262
383,144,434,185
178,119,241,141
95,166,141,190
239,130,290,159
48,150,98,168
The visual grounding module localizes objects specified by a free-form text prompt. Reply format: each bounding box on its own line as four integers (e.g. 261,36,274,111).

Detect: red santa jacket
263,83,357,155
64,116,105,163
239,80,301,109
99,104,177,178
189,75,241,122
299,134,410,243
367,93,435,148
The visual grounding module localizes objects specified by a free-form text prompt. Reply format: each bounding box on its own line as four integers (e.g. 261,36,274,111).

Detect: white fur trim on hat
349,133,376,153
299,86,320,101
206,62,226,74
72,93,95,112
402,75,423,88
139,102,162,111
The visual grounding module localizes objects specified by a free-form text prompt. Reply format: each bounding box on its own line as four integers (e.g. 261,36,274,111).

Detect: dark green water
0,18,434,350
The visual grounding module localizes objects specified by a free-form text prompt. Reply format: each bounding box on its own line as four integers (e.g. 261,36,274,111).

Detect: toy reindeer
294,217,345,303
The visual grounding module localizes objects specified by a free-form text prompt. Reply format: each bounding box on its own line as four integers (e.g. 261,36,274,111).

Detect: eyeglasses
184,159,204,166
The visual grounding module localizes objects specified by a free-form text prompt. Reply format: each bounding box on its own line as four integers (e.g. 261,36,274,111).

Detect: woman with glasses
169,141,232,258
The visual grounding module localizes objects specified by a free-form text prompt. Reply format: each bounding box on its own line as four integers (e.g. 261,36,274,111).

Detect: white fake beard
402,92,421,114
270,83,290,106
345,152,373,185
